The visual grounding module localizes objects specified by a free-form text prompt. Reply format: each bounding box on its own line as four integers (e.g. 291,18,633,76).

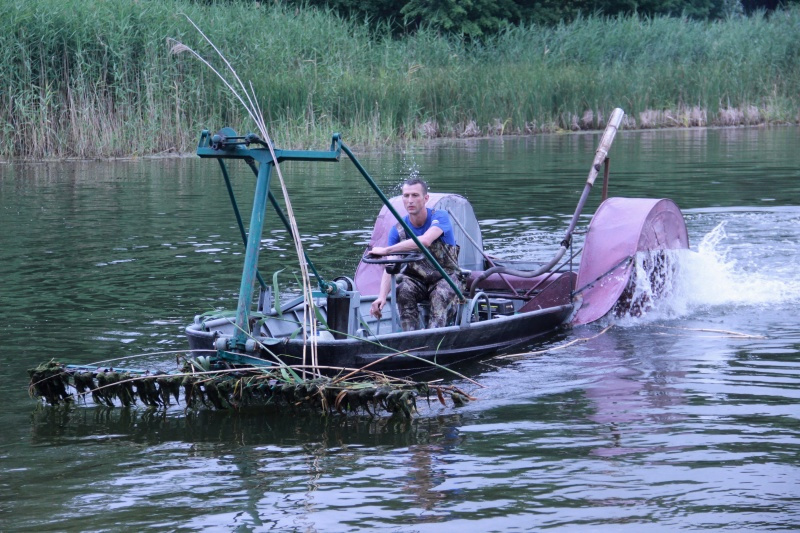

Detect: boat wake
614,218,800,324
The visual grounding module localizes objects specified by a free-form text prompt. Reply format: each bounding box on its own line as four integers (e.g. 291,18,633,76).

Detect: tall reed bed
2,0,799,159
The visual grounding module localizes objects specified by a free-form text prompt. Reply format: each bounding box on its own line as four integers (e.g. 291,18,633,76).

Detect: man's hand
370,246,389,256
370,296,386,319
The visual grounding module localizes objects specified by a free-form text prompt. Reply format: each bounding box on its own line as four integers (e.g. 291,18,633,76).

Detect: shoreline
3,120,796,164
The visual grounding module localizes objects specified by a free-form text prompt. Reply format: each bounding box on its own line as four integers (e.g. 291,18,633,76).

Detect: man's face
402,183,428,216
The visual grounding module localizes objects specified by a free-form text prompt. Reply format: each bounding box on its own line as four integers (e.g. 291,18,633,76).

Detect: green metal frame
196,128,465,355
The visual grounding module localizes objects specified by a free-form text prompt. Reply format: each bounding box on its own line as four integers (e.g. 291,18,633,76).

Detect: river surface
1,126,799,531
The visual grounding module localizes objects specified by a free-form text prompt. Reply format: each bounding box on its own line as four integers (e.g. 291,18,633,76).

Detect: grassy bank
2,0,799,159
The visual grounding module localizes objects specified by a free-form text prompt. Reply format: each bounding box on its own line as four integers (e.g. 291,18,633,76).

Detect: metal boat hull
186,303,573,372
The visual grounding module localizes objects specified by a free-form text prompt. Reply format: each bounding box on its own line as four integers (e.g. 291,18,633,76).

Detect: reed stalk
3,0,800,159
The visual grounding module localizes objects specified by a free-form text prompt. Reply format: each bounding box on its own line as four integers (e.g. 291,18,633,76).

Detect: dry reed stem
493,322,762,364
652,325,765,338
330,348,424,385
74,364,412,398
171,15,320,374
89,349,217,367
494,325,614,360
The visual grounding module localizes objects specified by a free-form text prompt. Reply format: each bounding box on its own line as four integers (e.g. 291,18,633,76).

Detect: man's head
401,178,429,217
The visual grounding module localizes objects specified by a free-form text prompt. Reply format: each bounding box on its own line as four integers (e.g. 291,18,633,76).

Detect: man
369,178,461,331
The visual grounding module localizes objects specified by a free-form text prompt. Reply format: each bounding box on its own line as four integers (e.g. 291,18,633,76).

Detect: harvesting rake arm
469,108,625,296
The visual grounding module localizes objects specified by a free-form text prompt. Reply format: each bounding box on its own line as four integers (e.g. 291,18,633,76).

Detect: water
2,127,799,531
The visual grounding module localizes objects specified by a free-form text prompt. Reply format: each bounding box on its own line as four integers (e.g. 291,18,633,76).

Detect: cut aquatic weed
27,360,475,418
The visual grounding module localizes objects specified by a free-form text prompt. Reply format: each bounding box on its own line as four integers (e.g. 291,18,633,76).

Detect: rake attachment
28,358,474,418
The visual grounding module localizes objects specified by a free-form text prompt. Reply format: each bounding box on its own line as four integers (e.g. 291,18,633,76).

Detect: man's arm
369,270,392,319
371,225,443,256
368,218,444,318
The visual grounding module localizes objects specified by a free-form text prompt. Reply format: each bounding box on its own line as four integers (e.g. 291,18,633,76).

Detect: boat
28,107,690,412
182,108,690,374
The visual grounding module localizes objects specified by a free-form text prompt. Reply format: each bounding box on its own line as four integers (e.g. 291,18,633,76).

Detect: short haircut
403,178,428,195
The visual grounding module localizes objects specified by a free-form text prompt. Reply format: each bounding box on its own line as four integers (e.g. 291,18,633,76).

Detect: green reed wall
2,0,799,158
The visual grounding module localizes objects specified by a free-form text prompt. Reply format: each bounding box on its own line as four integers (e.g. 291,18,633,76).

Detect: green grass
2,0,799,159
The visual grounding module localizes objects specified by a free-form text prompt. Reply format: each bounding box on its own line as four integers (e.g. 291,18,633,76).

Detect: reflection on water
2,126,800,530
28,405,462,449
24,406,467,530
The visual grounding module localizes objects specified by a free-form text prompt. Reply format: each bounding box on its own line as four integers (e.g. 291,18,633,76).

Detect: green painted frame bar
196,129,343,349
196,129,342,165
194,128,464,353
232,160,272,347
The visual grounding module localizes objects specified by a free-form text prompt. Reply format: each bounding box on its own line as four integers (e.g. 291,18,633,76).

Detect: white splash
616,221,800,323
681,221,800,306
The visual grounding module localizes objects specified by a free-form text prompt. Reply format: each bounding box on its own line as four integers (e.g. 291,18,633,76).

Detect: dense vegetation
290,0,799,37
2,0,799,159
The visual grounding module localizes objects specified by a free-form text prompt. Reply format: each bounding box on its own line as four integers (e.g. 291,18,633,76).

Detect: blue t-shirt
388,208,456,246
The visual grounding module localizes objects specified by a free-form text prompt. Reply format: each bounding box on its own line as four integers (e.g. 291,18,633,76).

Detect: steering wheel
361,251,425,264
362,251,425,275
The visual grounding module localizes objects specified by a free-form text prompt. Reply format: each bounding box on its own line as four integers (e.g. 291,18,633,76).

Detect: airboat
29,108,689,413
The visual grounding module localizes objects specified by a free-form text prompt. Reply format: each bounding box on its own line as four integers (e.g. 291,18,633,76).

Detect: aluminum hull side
186,304,573,372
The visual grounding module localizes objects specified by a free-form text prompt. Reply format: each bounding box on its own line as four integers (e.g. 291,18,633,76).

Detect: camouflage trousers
396,274,462,331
